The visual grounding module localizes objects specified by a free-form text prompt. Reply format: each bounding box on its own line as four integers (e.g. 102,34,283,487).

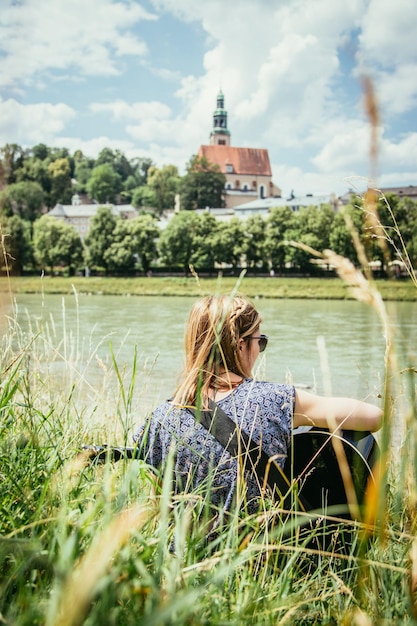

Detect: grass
1,274,417,300
0,266,416,625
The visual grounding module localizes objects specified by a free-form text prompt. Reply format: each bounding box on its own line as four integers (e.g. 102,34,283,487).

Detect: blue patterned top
134,379,295,513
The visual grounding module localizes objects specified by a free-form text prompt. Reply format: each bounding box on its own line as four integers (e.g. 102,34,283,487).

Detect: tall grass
0,249,416,625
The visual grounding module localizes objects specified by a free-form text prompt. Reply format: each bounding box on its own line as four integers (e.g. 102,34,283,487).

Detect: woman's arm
293,388,383,432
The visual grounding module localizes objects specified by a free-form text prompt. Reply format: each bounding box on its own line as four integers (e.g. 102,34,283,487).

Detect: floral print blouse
134,378,295,514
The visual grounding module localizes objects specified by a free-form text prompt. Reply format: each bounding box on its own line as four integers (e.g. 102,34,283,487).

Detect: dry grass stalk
51,504,154,626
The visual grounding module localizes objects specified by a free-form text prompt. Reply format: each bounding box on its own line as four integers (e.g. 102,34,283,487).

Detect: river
8,293,416,428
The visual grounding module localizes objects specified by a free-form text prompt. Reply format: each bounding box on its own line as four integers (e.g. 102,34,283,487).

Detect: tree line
0,142,226,214
0,143,416,276
1,197,416,277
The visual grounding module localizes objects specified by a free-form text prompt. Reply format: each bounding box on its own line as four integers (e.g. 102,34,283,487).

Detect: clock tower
210,90,231,146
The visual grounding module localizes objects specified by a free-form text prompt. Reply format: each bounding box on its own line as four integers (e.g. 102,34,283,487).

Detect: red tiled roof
198,145,272,177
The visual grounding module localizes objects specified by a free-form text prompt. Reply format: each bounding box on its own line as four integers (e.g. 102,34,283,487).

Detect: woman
134,294,382,514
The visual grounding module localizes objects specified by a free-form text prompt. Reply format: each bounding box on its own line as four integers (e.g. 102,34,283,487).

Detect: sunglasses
246,334,269,352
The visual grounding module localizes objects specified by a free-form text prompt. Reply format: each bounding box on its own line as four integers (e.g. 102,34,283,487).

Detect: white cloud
374,65,417,116
0,0,157,88
90,100,171,122
312,119,380,172
0,98,75,145
379,132,417,171
0,0,415,197
358,0,417,67
58,135,137,159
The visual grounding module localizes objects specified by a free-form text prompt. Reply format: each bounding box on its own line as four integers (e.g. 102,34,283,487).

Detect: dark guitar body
283,427,379,518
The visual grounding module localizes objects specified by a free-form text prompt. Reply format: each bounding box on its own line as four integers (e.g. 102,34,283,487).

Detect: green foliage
95,147,134,182
87,164,122,204
84,206,118,273
243,214,268,270
159,210,219,274
147,164,180,214
180,155,226,210
73,155,95,194
0,180,44,222
0,214,32,274
266,206,296,270
15,158,52,201
127,213,160,274
47,157,73,206
33,215,84,274
131,185,157,209
0,143,26,186
103,220,136,273
285,205,335,270
213,216,246,270
1,142,417,278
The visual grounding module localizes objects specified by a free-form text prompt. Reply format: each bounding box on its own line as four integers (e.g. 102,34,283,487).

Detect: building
48,198,137,238
197,91,281,209
233,193,337,219
339,185,417,205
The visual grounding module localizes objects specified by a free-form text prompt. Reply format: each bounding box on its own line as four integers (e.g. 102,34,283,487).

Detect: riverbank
2,274,416,300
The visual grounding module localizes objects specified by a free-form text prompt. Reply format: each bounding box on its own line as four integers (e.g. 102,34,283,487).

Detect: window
235,180,240,189
226,163,233,173
219,139,226,145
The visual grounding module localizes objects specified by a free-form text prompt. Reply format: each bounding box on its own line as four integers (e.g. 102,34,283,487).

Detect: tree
285,205,335,271
31,143,50,161
103,220,136,273
131,185,157,209
329,204,363,264
212,217,245,271
15,157,51,201
0,181,44,224
0,144,25,186
73,153,95,194
87,164,122,204
193,211,219,269
266,206,295,271
147,165,180,214
48,158,73,206
131,157,154,186
95,148,133,181
84,206,118,273
121,175,141,203
243,215,268,271
180,155,226,210
0,215,32,274
127,214,160,274
33,216,83,275
159,211,212,275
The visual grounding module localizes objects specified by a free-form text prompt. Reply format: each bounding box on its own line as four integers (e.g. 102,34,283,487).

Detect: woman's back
134,379,295,514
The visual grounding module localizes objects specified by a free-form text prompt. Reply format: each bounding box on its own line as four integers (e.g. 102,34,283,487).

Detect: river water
9,293,416,426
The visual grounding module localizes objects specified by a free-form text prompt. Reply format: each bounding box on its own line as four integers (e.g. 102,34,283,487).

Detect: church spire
210,90,231,146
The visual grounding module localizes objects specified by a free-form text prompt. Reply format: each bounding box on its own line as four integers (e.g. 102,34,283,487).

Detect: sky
1,0,416,199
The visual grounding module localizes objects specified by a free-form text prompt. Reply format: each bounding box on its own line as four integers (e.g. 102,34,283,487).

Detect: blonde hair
172,295,262,407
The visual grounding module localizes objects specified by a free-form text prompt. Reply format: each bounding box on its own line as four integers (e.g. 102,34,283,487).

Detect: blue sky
1,0,416,198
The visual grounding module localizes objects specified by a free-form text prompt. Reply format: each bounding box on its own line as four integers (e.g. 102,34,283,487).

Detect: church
198,91,281,209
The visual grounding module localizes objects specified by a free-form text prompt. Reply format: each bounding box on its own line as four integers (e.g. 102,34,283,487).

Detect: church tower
210,90,231,146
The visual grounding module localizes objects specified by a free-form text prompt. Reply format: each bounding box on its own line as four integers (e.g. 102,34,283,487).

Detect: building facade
198,91,281,209
48,199,137,238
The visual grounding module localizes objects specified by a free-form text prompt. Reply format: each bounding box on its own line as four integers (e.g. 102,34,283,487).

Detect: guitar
283,427,379,519
83,428,378,517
